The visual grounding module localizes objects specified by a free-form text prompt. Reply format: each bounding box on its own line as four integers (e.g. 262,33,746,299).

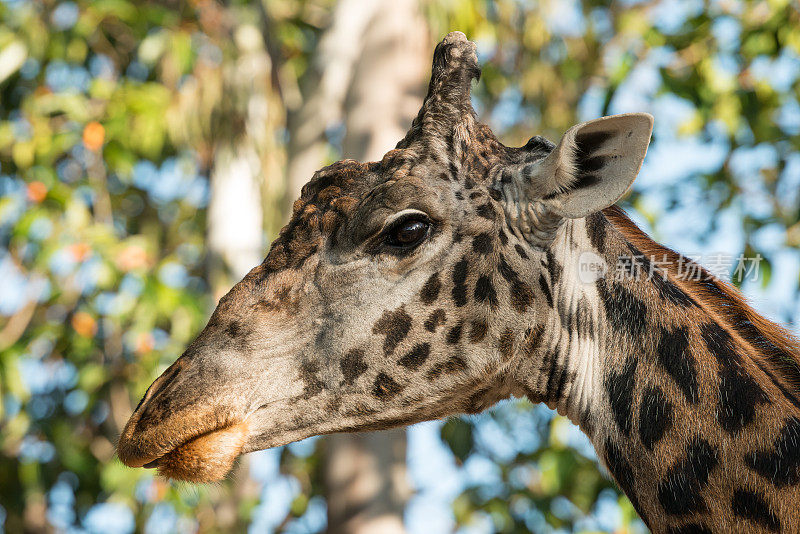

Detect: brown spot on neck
601,205,800,405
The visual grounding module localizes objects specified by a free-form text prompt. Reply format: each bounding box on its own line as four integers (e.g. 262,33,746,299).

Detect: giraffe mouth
117,395,299,482
135,421,251,482
118,418,250,482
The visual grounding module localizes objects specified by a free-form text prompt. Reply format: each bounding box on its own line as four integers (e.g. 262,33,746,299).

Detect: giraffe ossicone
118,32,800,532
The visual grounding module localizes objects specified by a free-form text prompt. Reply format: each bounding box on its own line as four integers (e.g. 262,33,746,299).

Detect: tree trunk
284,0,382,203
207,22,277,291
208,143,263,288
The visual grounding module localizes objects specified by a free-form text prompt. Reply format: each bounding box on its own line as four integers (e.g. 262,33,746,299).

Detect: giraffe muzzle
116,354,254,481
117,398,250,482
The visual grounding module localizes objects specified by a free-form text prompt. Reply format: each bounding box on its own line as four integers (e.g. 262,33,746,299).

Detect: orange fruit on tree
82,122,105,151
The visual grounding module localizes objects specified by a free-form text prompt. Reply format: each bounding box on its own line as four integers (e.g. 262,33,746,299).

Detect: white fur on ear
539,113,654,218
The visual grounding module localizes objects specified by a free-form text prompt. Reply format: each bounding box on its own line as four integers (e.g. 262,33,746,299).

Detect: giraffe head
117,32,653,482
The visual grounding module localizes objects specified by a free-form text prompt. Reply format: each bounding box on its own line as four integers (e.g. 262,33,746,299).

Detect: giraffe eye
385,218,430,249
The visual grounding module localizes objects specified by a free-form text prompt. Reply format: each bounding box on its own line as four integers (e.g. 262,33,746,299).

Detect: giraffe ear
532,113,654,218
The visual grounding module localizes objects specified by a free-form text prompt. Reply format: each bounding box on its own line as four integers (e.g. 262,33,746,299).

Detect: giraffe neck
512,217,605,432
515,208,800,532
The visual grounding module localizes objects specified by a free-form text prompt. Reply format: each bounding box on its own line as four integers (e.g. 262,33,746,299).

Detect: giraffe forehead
261,156,476,277
259,162,380,274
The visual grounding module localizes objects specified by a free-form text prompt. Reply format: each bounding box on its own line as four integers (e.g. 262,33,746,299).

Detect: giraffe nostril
134,359,186,415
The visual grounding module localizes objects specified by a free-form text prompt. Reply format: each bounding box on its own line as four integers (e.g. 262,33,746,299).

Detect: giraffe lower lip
119,420,240,470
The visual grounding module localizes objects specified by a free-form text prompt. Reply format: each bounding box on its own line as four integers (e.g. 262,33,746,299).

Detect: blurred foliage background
0,0,798,533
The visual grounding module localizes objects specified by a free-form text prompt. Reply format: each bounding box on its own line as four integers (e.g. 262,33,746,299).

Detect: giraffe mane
602,205,800,405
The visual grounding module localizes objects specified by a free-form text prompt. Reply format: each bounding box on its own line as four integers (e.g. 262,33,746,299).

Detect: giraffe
117,32,800,532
